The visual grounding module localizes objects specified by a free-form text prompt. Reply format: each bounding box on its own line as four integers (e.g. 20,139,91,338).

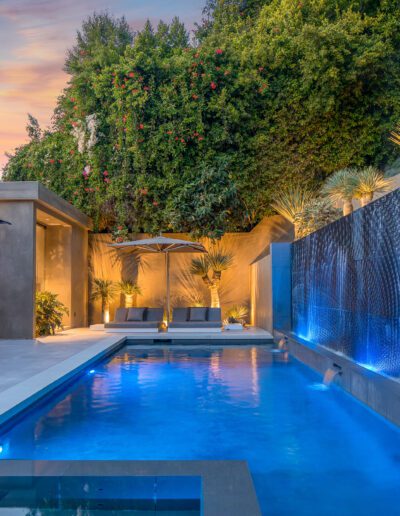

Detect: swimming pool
1,346,400,515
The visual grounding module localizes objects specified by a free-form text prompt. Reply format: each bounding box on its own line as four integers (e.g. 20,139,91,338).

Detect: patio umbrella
109,236,207,322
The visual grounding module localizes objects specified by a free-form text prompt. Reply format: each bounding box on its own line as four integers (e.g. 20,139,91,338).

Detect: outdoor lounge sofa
105,307,163,332
168,307,222,333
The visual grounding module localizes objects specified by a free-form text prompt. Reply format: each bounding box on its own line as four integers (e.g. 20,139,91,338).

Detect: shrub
35,291,69,336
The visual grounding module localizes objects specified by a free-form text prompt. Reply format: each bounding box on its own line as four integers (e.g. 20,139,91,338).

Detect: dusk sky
0,0,204,171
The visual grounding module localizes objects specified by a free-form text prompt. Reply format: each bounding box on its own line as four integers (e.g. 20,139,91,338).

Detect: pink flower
152,201,159,206
215,48,223,55
210,82,217,90
138,123,144,130
103,170,109,176
49,159,55,164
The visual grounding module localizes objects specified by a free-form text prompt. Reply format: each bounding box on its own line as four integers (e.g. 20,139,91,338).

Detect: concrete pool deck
0,326,272,427
0,329,125,427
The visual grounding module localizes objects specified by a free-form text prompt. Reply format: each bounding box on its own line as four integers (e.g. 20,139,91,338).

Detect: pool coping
275,329,400,428
0,337,273,430
0,335,126,428
0,460,261,516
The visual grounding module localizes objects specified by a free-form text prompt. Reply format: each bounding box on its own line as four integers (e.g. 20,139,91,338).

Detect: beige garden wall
89,215,293,324
250,254,272,332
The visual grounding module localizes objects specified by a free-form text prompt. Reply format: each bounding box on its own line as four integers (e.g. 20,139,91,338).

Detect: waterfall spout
278,337,288,350
323,364,342,386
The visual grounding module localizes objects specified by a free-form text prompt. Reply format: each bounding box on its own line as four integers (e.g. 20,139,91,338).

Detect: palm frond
271,186,315,224
118,280,142,296
91,278,118,303
207,249,233,272
389,126,400,146
354,166,392,197
190,256,210,277
224,304,248,323
321,168,358,203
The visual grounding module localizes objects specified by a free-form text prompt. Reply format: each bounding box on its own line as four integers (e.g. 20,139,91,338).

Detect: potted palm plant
271,186,315,239
224,305,248,331
190,249,233,308
353,166,392,206
91,278,118,323
321,168,358,216
118,280,142,307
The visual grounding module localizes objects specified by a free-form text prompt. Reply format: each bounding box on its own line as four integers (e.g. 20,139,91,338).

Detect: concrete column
44,225,72,327
0,201,36,338
270,243,292,332
70,225,88,327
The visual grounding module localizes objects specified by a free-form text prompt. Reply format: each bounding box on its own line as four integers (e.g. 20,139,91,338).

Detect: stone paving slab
0,329,124,426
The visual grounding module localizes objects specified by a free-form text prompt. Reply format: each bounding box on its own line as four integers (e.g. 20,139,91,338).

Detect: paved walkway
0,329,124,426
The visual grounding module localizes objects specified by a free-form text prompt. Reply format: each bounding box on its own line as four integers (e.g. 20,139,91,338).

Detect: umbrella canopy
109,236,207,322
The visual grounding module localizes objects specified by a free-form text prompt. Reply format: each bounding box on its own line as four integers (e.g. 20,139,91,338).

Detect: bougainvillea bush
4,1,400,238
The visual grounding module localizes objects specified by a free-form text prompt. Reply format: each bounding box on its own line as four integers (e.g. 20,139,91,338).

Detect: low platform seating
168,307,222,333
105,307,164,332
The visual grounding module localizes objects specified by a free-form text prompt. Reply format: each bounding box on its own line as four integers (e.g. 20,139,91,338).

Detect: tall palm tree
118,280,142,308
321,168,358,216
271,186,315,239
354,166,392,206
190,249,233,308
91,278,118,323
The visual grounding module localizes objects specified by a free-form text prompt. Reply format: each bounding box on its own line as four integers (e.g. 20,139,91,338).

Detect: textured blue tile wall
292,188,400,377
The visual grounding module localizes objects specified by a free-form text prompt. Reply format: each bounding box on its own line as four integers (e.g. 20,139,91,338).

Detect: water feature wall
292,188,400,377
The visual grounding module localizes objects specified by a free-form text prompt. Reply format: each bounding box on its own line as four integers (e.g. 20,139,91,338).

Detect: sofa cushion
127,307,145,321
207,308,222,322
189,307,207,321
105,321,159,329
145,307,164,322
172,307,189,322
169,321,221,329
114,308,128,322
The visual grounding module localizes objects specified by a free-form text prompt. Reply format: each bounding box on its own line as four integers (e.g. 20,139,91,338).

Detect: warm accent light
104,309,110,324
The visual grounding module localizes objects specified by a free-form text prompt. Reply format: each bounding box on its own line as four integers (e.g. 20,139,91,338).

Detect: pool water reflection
1,346,400,515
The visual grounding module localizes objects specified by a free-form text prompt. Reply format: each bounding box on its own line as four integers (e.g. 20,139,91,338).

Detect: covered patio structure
0,182,92,339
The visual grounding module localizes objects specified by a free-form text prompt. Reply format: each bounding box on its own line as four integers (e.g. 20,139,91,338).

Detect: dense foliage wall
292,188,400,377
4,1,400,237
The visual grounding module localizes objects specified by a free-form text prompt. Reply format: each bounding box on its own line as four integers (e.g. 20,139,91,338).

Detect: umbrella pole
165,252,170,324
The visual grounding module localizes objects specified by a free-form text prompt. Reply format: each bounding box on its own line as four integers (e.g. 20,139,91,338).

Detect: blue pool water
1,346,400,515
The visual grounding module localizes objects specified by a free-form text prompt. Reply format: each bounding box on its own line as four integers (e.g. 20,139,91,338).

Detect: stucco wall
0,181,90,338
0,201,36,338
89,215,293,324
250,254,272,332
